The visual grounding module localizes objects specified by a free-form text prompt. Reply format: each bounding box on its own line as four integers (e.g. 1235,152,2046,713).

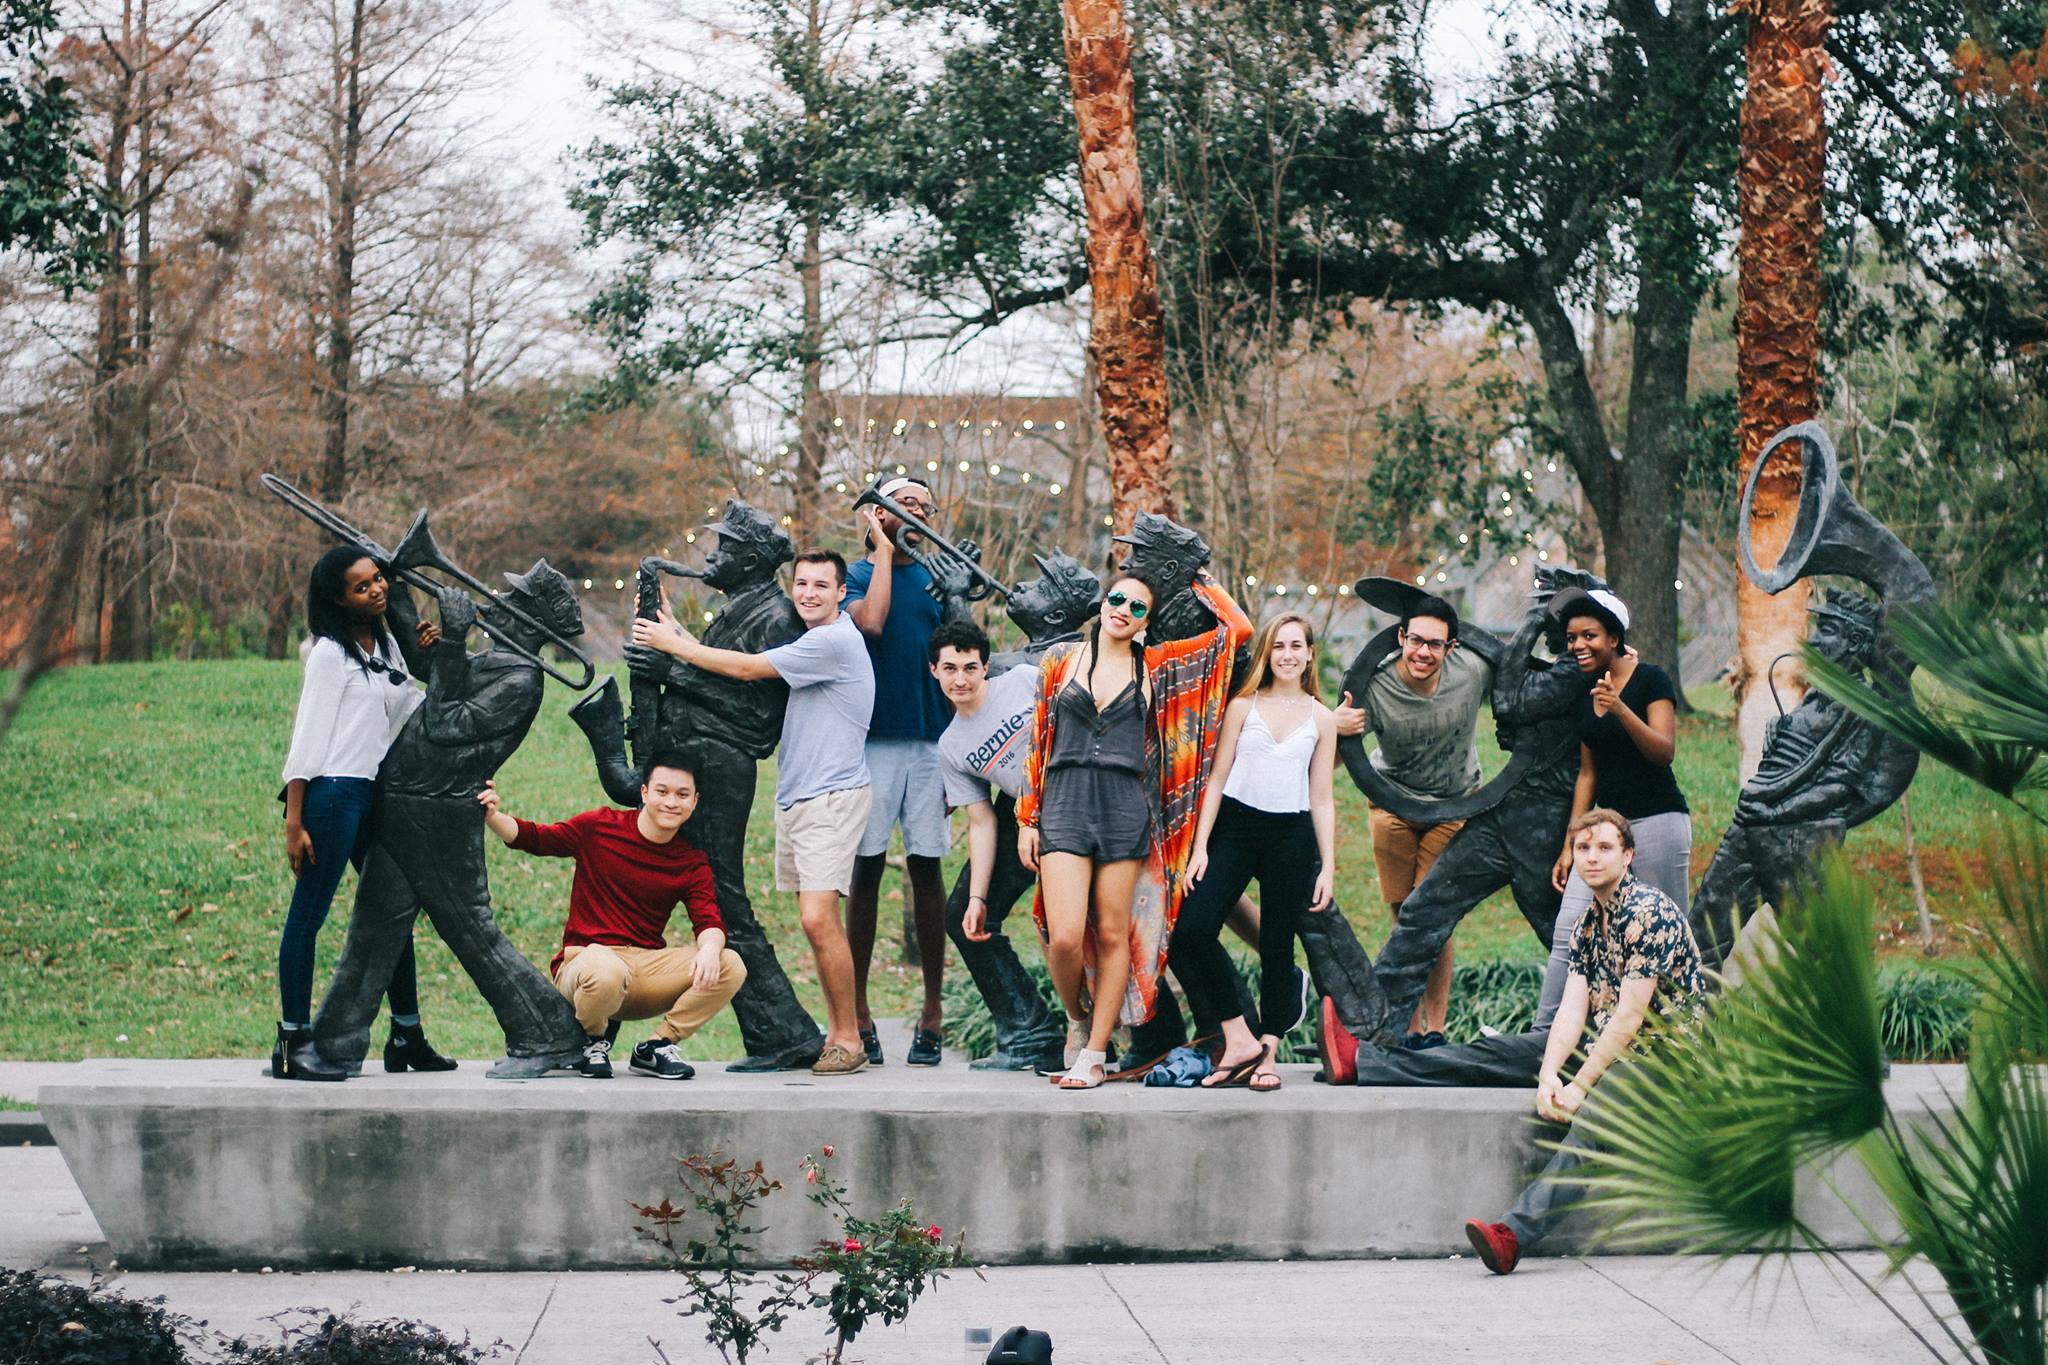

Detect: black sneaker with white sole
578,1034,615,1079
630,1038,696,1080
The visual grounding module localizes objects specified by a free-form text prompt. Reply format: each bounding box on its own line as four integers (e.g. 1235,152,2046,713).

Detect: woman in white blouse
1165,612,1338,1092
274,546,454,1080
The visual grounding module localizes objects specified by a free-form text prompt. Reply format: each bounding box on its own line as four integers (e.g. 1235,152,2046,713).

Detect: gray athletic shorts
857,738,952,859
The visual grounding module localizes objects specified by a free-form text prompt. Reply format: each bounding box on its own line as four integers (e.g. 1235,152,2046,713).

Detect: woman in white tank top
1164,612,1337,1092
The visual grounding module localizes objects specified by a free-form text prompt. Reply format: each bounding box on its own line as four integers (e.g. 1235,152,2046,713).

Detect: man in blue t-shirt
844,477,957,1067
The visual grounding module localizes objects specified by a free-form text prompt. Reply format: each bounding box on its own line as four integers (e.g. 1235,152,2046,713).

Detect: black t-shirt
1578,662,1689,819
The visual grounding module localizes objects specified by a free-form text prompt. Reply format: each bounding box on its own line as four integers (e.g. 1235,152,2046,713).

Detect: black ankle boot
271,1024,346,1082
384,1020,458,1073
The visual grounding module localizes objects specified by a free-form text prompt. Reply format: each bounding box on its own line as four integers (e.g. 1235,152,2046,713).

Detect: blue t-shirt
843,558,949,742
762,615,874,807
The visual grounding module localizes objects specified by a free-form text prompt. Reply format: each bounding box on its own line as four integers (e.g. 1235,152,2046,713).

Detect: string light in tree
1050,483,1063,495
581,578,593,590
613,578,625,591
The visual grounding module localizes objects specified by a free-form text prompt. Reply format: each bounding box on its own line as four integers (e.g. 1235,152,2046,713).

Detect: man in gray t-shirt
633,549,875,1076
929,619,1066,1071
1334,595,1493,1046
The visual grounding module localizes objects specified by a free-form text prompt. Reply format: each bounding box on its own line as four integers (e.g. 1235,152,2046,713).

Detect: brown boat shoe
811,1043,870,1076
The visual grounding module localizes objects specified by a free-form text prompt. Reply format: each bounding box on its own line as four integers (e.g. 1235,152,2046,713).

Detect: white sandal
1059,1048,1108,1090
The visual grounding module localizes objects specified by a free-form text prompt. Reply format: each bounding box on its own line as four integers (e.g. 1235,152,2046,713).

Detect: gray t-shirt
764,614,875,807
938,665,1038,807
1362,646,1491,801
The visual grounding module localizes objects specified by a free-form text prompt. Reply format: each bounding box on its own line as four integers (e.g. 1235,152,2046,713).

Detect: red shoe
1464,1219,1520,1275
1317,996,1358,1086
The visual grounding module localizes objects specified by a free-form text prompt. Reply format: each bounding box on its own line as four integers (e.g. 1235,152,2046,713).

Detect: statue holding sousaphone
261,474,598,1078
1688,421,1932,967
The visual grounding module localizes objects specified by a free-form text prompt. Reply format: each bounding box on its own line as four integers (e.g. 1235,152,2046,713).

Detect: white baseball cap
1550,586,1631,632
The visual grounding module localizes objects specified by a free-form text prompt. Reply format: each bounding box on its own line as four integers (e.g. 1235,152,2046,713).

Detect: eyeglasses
1400,631,1451,654
895,500,936,517
1104,590,1149,619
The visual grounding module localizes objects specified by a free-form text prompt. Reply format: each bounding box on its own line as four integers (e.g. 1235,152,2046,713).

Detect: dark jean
279,777,418,1027
1168,798,1320,1038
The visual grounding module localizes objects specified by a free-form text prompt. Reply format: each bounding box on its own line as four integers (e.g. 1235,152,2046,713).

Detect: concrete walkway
4,1147,1959,1364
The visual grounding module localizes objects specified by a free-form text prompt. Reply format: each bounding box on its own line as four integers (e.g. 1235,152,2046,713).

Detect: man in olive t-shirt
1333,595,1492,1046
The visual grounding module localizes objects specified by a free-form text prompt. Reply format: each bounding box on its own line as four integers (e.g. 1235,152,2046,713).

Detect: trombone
851,477,1013,601
261,473,597,691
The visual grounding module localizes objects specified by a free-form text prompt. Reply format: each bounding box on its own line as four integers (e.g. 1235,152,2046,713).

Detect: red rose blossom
843,1238,864,1254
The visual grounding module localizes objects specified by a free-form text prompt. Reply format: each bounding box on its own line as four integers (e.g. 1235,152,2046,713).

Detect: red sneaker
1318,996,1358,1086
1464,1219,1520,1275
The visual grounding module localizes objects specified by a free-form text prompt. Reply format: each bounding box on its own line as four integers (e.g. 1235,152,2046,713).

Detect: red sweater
509,806,724,974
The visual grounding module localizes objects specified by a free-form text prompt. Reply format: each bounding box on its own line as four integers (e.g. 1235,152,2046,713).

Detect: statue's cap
704,498,788,546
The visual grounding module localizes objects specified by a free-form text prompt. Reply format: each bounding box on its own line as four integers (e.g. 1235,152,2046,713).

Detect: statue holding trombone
263,475,597,1078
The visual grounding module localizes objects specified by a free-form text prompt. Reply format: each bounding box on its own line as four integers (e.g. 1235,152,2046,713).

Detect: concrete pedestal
38,1059,1952,1271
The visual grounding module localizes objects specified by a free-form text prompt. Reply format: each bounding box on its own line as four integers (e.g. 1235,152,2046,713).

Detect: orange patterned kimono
1016,573,1252,1025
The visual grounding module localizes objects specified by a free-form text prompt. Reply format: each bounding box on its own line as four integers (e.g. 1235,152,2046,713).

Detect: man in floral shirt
1463,808,1704,1273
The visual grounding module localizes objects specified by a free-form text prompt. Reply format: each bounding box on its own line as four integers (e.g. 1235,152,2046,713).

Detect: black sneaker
578,1034,614,1079
858,1025,884,1067
630,1038,696,1080
1404,1030,1447,1051
906,1027,943,1067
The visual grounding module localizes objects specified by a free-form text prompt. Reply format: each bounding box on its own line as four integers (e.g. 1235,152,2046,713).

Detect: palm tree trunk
1733,0,1829,777
1060,0,1173,531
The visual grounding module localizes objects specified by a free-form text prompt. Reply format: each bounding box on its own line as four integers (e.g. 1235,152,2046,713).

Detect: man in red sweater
479,755,744,1079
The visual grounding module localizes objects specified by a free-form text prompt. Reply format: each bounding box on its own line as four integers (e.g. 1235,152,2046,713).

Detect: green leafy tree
0,0,107,293
572,0,907,543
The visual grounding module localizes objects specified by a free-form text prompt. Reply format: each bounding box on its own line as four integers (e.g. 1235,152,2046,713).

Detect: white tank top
1221,699,1316,813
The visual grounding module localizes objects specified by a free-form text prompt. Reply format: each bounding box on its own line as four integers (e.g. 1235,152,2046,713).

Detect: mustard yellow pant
552,942,746,1042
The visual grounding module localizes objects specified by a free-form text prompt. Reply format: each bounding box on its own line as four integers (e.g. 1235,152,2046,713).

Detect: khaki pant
552,942,747,1042
1368,806,1465,908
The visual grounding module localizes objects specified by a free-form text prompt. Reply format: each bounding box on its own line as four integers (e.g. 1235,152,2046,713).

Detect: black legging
1168,797,1320,1038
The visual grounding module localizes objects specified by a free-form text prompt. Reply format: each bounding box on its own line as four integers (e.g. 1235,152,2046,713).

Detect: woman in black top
1535,587,1693,1023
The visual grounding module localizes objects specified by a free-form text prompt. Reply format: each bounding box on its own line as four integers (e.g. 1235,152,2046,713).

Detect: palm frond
1887,609,2048,753
1804,646,2045,801
1980,827,2048,1061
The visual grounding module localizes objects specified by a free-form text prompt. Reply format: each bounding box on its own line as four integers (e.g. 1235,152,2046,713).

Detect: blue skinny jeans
279,776,419,1026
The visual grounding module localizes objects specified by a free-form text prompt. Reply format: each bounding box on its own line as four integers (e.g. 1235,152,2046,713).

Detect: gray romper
1037,677,1152,862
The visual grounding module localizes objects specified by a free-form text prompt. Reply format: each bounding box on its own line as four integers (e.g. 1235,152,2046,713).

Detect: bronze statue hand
435,583,477,638
624,643,673,683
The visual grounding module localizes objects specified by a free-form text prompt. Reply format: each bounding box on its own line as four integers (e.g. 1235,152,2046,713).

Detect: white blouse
1221,701,1317,813
280,633,423,784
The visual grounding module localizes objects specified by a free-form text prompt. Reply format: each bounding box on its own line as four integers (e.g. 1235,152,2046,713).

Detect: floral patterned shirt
1567,872,1705,1042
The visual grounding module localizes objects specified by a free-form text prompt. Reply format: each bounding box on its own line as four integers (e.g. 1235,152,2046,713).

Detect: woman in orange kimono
1017,568,1251,1088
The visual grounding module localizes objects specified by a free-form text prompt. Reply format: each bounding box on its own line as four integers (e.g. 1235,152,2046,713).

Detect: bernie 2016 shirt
937,665,1039,807
1578,662,1689,819
762,613,875,807
843,557,949,742
509,806,724,975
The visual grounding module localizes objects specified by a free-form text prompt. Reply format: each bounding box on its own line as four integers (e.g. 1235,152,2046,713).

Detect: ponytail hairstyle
306,544,383,674
1235,611,1321,702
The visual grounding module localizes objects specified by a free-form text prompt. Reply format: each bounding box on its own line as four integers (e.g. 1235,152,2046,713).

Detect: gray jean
1535,810,1691,1029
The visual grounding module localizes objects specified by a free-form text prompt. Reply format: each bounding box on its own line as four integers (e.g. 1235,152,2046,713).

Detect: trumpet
640,556,706,582
851,477,1013,601
262,473,597,691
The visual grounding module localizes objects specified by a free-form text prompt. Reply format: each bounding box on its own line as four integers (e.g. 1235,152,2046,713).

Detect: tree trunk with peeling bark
1061,0,1173,532
1732,0,1828,778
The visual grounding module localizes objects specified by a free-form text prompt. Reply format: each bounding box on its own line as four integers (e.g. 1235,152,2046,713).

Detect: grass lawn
0,658,2008,1062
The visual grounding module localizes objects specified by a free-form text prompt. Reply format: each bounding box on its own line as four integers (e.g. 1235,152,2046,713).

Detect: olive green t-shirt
1362,646,1491,801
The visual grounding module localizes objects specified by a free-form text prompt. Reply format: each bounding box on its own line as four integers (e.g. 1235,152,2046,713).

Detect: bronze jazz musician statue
572,499,828,1072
